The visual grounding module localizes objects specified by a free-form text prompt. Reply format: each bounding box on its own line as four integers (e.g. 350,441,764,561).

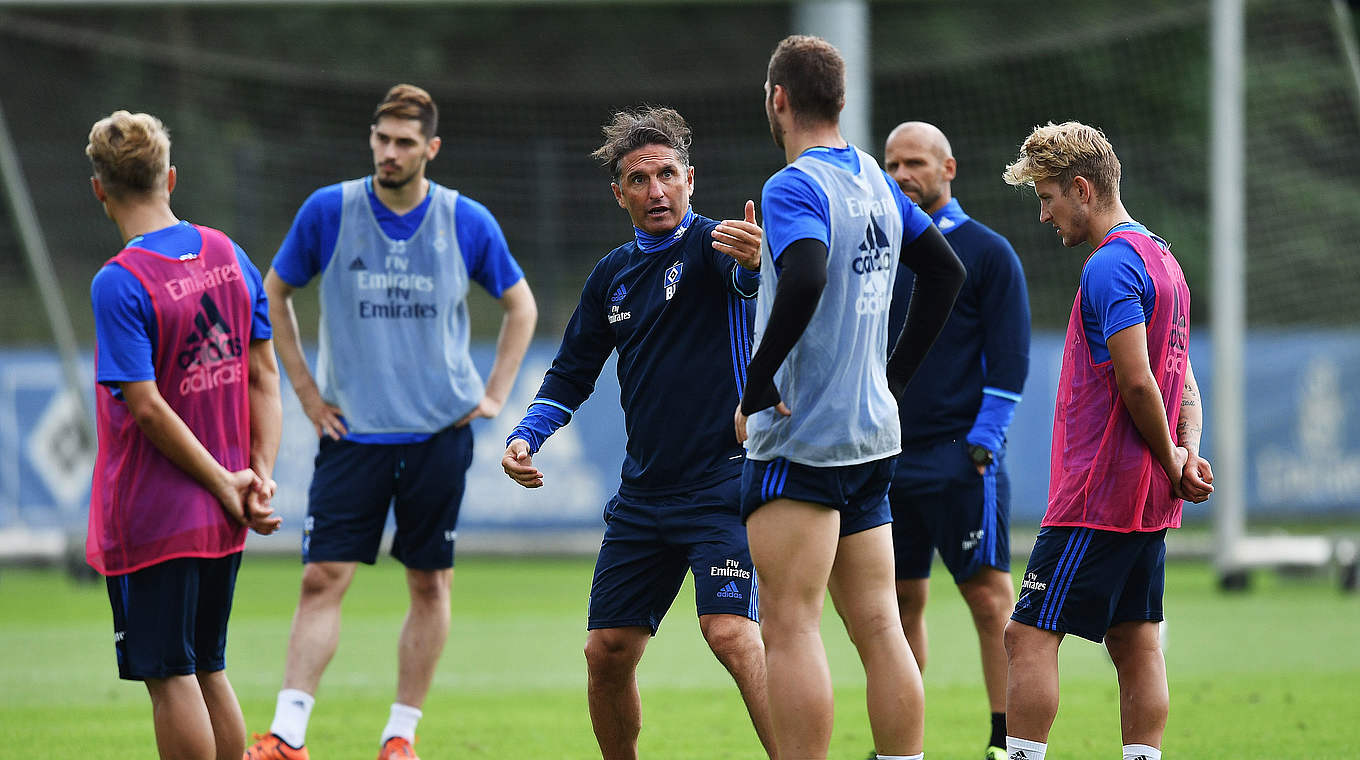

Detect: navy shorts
588,477,758,634
105,553,241,681
740,455,895,537
890,439,1011,583
304,424,473,569
1010,526,1167,643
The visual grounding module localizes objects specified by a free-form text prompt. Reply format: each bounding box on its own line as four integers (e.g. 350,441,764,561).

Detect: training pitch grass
2,553,1357,758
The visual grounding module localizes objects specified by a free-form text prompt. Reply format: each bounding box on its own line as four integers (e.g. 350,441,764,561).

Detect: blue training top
272,178,524,443
511,213,756,498
93,220,270,391
888,199,1030,450
1080,221,1160,365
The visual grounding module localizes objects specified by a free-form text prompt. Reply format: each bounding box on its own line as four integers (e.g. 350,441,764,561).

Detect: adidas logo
1010,752,1028,760
858,217,890,252
715,581,743,599
610,284,628,303
349,257,368,271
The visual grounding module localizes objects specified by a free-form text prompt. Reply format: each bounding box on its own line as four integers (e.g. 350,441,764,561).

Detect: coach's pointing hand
502,438,544,488
712,200,762,271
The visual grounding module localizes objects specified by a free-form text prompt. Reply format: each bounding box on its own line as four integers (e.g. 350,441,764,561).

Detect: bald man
882,121,1032,760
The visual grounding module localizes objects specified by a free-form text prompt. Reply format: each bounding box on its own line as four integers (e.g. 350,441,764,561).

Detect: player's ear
425,135,442,161
165,165,177,195
1070,175,1089,204
611,182,625,209
942,156,957,182
90,176,105,203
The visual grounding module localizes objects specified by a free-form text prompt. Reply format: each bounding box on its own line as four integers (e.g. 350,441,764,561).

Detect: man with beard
736,36,966,760
245,84,537,760
882,121,1031,760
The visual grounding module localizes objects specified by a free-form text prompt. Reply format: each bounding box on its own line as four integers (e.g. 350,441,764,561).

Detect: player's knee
843,606,903,648
406,569,452,605
701,616,761,661
584,630,644,676
299,562,353,601
1003,619,1029,660
959,578,1013,627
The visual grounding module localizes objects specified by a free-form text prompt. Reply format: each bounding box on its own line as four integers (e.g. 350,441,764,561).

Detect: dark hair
373,83,438,139
767,35,845,126
590,106,692,180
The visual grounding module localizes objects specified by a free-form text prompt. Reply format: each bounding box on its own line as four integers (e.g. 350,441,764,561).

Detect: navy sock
990,712,1006,748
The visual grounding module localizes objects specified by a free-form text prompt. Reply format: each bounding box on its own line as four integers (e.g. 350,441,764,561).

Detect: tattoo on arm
1181,380,1199,407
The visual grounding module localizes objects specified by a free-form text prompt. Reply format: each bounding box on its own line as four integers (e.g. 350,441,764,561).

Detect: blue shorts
588,477,758,634
105,553,241,681
740,456,896,536
890,439,1011,583
304,424,472,569
1010,526,1167,643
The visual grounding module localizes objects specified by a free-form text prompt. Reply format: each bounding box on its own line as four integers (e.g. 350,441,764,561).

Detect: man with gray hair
502,106,776,759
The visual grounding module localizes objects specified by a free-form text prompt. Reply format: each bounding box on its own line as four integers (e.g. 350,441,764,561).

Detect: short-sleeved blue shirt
271,178,523,296
1080,223,1159,364
92,220,270,388
761,145,933,266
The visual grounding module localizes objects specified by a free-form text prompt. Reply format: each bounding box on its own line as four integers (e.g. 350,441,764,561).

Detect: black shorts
587,477,758,634
1010,526,1167,643
890,439,1011,583
105,553,241,681
740,455,896,536
304,425,473,569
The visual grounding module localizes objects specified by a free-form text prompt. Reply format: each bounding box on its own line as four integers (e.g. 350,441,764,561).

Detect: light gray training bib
315,178,483,434
746,148,904,466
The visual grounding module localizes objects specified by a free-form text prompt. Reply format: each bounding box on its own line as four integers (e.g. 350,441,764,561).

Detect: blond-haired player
1000,122,1212,760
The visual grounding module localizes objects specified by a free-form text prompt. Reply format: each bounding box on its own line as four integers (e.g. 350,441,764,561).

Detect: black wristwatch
968,444,994,467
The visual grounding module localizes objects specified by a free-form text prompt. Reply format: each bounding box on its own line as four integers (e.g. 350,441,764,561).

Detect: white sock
269,688,315,749
1123,743,1161,760
876,755,923,760
1006,736,1047,760
381,702,423,743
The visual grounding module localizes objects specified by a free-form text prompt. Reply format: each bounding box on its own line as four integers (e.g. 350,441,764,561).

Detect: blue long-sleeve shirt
888,199,1030,449
514,213,757,498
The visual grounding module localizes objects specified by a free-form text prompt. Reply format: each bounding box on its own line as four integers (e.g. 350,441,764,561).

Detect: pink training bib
1045,228,1191,532
87,225,252,575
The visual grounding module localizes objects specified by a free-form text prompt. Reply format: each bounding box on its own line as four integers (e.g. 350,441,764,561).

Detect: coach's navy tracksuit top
532,214,756,498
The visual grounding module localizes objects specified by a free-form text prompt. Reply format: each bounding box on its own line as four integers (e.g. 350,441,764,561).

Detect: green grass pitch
2,553,1357,758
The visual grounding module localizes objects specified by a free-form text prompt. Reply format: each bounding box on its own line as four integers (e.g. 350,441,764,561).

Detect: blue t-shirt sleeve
233,242,272,341
885,170,933,245
457,195,525,298
272,185,343,287
91,263,156,386
761,167,830,264
1082,239,1154,341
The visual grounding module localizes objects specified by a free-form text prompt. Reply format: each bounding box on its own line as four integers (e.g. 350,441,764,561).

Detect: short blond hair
1003,121,1121,201
85,110,170,197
